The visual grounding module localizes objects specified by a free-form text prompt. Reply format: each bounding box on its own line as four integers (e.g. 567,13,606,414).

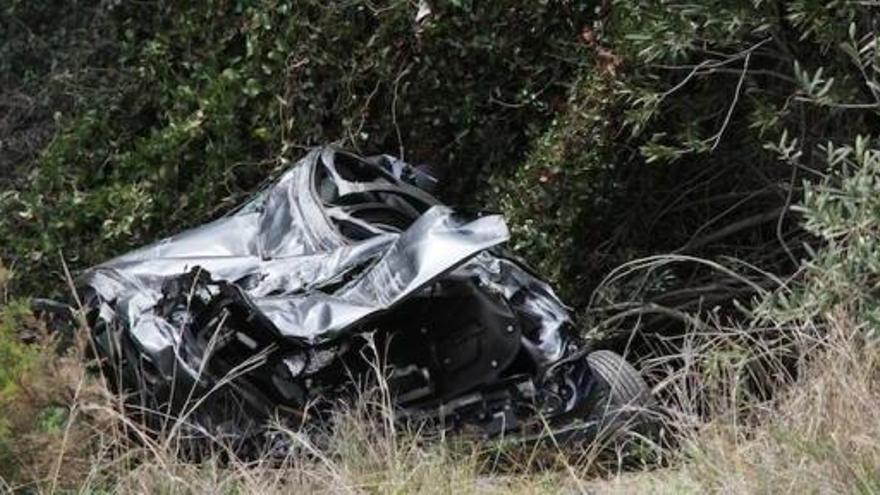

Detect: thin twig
391,64,412,160
709,50,751,152
677,206,794,253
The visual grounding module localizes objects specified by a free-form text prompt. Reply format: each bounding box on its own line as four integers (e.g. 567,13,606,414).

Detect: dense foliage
1,0,590,294
494,1,879,306
3,1,877,306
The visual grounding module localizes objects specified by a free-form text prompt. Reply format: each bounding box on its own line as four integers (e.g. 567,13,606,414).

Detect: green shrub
0,300,39,406
2,0,878,346
490,0,879,310
1,0,591,295
0,299,42,478
768,137,880,337
490,72,625,304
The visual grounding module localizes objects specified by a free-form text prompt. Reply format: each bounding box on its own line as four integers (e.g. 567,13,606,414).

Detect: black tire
501,350,654,450
585,350,652,432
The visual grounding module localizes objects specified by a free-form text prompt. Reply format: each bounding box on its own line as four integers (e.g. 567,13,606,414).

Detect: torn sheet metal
78,147,592,447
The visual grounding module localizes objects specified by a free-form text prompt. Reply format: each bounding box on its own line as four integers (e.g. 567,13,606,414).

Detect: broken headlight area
77,147,650,454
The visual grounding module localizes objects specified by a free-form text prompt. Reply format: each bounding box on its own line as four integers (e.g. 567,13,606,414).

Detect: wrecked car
76,147,651,451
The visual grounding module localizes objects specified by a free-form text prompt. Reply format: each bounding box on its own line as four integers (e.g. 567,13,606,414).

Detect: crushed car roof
76,147,645,452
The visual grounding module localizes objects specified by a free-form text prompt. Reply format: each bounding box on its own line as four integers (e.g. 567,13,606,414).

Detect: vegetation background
1,0,879,492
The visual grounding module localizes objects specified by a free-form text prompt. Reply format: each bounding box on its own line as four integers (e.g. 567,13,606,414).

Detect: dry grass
588,309,880,494
2,261,879,494
671,312,880,493
7,314,878,495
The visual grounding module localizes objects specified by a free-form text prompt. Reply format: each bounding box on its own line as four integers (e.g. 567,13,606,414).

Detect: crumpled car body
78,147,642,449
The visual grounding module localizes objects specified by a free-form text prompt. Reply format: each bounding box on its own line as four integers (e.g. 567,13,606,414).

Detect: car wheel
585,350,653,434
